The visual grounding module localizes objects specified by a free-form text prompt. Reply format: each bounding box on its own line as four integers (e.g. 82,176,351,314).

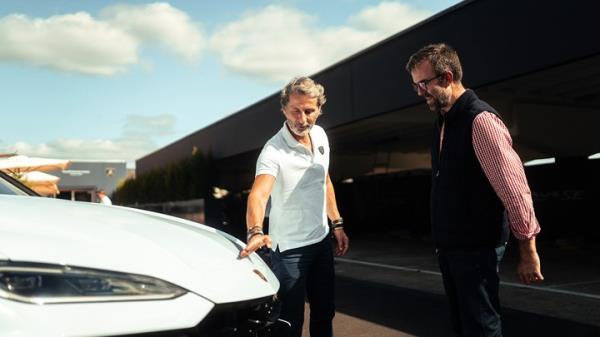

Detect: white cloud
209,6,322,81
1,114,176,167
0,2,204,75
123,114,176,137
0,13,139,75
209,1,431,82
101,2,204,62
349,1,431,36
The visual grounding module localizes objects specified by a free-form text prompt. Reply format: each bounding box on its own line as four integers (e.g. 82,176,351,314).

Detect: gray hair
280,76,326,108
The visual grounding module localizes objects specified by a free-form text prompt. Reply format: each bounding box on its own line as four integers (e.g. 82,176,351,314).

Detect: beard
425,90,451,113
286,120,313,137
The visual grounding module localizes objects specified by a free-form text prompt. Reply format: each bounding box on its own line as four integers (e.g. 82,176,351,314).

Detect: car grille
113,296,288,337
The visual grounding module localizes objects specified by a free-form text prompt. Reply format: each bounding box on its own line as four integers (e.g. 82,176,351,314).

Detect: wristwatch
246,225,264,242
331,217,344,230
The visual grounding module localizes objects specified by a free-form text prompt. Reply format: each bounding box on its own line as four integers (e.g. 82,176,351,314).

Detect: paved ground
299,234,600,336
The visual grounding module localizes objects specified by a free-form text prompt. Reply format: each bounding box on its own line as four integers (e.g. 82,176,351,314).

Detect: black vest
430,90,509,249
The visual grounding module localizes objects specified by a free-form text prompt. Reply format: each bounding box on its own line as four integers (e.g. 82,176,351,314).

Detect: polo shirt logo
318,146,324,155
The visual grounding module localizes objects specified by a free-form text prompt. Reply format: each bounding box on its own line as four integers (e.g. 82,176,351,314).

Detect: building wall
49,161,128,200
136,0,600,176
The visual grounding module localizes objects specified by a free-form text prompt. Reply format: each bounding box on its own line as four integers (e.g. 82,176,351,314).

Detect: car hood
0,195,278,304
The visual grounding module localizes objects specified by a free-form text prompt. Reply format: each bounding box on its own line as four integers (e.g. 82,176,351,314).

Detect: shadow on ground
334,276,600,337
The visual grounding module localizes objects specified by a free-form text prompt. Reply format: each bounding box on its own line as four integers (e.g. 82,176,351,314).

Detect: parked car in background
0,171,285,337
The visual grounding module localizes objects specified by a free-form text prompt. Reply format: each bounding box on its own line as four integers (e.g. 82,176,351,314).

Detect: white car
0,172,285,337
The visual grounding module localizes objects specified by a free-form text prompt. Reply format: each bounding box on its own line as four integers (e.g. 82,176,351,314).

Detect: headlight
0,261,187,305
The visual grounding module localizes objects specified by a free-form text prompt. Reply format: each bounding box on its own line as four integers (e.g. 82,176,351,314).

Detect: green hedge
114,151,214,205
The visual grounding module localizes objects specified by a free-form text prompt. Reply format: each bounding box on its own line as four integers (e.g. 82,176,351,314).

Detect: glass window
0,174,29,196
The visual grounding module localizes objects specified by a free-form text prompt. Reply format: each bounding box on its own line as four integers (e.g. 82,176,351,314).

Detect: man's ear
441,71,454,86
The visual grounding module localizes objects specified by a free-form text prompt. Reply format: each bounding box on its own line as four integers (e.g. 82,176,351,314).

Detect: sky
0,0,460,168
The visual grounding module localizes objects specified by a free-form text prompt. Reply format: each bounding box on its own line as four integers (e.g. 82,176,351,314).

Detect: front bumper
114,296,289,337
192,295,288,337
0,293,288,337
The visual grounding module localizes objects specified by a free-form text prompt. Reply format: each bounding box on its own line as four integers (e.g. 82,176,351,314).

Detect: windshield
0,172,36,196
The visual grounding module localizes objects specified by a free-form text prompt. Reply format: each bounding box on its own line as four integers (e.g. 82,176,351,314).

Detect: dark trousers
271,236,335,337
437,245,506,337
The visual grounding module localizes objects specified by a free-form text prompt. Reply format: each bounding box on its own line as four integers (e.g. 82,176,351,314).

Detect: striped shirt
472,112,541,240
440,112,540,240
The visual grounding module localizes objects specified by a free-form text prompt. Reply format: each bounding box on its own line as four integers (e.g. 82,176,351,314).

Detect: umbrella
0,155,70,175
20,171,61,196
28,183,60,196
21,171,60,184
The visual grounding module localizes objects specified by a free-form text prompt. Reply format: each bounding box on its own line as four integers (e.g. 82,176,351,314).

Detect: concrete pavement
300,235,600,336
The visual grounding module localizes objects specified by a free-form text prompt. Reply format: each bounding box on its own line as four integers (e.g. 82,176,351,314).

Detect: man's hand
517,238,544,284
239,234,272,258
333,229,349,256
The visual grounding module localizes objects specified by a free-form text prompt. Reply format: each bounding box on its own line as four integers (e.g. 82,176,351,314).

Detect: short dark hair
405,43,463,82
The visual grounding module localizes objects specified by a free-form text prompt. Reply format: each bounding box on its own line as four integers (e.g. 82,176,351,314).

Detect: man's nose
416,86,427,97
298,112,307,123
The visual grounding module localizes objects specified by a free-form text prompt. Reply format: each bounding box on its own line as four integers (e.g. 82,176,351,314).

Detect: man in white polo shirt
240,76,349,337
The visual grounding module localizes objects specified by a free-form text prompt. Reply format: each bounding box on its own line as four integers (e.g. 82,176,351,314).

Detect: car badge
253,269,268,282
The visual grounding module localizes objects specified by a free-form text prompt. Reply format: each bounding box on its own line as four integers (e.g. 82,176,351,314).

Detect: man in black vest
405,43,543,337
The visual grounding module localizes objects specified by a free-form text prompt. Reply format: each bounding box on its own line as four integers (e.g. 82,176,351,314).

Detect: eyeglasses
412,75,443,92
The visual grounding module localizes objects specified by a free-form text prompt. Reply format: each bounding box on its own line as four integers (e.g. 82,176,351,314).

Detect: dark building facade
136,0,600,239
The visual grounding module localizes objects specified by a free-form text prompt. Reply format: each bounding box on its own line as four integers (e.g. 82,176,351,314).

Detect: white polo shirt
256,122,330,252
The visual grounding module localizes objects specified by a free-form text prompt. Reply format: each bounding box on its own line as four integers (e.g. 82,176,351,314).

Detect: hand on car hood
0,195,278,304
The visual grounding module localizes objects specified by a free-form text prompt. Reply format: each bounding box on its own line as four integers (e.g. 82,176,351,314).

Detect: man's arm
239,174,275,258
472,112,543,284
326,174,349,256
